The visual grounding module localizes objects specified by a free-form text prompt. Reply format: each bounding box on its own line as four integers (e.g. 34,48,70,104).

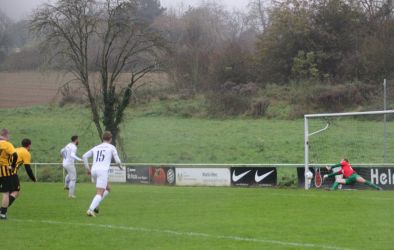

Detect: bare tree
360,0,393,21
168,3,229,91
0,10,12,57
31,0,165,145
248,0,270,31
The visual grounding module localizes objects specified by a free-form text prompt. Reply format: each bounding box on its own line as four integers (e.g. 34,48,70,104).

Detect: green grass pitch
2,182,393,250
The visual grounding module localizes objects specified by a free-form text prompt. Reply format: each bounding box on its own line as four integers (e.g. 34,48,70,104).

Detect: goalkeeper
324,159,382,191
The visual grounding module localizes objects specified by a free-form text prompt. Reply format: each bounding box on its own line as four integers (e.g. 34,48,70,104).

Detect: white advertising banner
176,168,231,186
109,167,126,183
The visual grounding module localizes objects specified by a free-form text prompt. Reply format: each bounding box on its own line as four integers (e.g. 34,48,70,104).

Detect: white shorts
91,169,109,189
63,164,77,180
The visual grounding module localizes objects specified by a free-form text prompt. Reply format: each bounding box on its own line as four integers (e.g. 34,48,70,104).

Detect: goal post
304,110,394,190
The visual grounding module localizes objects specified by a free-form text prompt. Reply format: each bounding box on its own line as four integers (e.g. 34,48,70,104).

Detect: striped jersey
0,140,16,177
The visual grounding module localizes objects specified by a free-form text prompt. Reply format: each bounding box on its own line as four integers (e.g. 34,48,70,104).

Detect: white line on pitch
13,219,352,250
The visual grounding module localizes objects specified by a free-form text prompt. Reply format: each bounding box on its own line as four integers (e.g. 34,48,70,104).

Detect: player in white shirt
60,135,82,198
83,131,122,217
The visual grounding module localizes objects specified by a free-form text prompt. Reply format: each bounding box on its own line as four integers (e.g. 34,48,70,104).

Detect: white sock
89,195,102,211
103,190,110,200
69,180,76,196
64,175,70,188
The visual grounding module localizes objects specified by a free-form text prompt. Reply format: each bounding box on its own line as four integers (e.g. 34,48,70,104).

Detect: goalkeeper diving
323,159,382,191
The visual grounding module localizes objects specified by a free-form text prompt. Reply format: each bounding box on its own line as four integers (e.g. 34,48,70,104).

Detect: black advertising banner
126,166,150,184
149,167,176,185
231,167,277,187
298,166,394,190
126,166,175,185
298,167,328,189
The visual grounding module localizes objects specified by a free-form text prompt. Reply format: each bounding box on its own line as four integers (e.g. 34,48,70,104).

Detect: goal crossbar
305,110,394,118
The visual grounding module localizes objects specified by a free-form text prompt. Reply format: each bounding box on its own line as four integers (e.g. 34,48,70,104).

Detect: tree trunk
105,122,119,146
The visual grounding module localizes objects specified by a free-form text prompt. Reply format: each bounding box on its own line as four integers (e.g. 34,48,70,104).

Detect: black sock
8,195,16,207
0,207,7,215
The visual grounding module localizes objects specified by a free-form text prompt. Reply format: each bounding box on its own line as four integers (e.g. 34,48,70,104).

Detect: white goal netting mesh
308,113,394,165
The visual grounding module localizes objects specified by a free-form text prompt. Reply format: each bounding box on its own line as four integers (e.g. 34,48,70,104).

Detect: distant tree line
1,0,393,84
155,0,394,89
256,0,394,84
0,0,393,120
0,10,36,69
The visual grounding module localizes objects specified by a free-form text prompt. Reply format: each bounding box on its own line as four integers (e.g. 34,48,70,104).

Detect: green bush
206,82,264,117
206,91,251,117
306,83,377,112
263,82,379,119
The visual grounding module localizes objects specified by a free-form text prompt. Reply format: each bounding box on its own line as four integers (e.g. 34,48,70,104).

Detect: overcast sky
0,0,248,21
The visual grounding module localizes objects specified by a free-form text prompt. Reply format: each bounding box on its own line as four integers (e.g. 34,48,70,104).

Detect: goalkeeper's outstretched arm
327,171,343,178
326,163,341,170
324,164,343,180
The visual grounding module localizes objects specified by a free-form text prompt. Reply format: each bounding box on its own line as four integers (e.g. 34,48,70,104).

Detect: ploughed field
0,71,169,108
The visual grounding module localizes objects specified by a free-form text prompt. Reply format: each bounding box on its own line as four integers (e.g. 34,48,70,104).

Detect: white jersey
60,143,82,166
82,142,121,171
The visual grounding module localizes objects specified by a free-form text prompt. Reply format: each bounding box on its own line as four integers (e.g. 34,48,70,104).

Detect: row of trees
0,11,30,64
2,0,392,86
159,0,394,89
156,1,261,91
257,0,394,83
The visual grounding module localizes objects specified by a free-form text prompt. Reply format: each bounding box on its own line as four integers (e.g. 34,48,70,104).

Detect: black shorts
0,175,20,192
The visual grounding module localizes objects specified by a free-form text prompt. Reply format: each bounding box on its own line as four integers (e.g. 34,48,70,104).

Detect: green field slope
0,106,305,163
2,183,392,250
1,106,393,164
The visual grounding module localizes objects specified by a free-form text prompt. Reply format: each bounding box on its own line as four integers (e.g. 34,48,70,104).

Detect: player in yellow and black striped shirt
5,139,36,216
0,128,18,219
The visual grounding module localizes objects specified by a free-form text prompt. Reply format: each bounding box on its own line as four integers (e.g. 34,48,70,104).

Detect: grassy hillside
0,105,304,164
1,105,393,165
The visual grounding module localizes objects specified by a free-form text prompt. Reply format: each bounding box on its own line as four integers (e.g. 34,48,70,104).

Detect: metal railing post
34,163,37,182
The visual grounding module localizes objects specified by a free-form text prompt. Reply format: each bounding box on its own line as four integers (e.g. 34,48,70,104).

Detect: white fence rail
22,163,394,186
26,163,305,183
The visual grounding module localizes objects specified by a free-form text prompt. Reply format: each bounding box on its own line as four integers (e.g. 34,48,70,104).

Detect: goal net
304,110,394,190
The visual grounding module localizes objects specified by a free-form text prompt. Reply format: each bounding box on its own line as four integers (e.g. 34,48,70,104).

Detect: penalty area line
12,219,352,250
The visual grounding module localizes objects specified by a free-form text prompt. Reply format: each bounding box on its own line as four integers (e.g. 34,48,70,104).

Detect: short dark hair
102,131,112,141
22,138,31,147
71,135,79,142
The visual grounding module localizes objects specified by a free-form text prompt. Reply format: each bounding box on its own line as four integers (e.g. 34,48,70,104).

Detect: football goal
304,110,394,189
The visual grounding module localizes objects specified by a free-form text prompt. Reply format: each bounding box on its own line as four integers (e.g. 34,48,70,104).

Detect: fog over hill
0,0,248,20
